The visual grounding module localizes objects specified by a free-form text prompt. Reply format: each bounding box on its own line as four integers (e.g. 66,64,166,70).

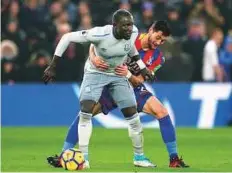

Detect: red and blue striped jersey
134,33,165,73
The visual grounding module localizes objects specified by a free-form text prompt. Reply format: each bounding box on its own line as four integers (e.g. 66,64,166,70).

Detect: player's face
148,30,167,49
115,16,134,40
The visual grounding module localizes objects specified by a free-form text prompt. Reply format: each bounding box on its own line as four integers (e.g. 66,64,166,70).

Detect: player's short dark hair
151,20,171,36
112,9,132,24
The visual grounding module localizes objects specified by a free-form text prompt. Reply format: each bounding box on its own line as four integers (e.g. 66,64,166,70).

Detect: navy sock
62,115,79,151
158,115,178,159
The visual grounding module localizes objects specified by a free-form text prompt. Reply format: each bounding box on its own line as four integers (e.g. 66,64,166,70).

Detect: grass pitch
1,127,232,172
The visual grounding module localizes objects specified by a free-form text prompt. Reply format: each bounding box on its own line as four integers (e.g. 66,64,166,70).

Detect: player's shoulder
155,47,162,53
130,25,139,40
132,25,138,33
205,40,217,50
88,25,112,37
154,47,163,57
155,48,165,64
101,25,113,34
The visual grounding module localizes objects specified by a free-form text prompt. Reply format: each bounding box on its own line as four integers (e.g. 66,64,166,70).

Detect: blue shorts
99,84,153,114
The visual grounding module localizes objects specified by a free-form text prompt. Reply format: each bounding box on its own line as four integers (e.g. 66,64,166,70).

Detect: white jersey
202,40,219,81
54,25,139,75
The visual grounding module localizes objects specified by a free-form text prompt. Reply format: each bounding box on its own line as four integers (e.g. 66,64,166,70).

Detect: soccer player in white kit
43,9,155,168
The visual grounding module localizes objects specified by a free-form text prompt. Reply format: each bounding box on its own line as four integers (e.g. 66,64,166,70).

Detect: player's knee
80,100,96,113
156,106,168,118
121,106,137,118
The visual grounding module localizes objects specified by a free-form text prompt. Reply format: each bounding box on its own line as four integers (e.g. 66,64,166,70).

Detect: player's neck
141,34,150,51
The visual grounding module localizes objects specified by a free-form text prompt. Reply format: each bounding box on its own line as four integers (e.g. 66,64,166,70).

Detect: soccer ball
60,148,85,171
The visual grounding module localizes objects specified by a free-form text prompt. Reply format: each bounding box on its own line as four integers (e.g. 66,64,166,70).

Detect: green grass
1,127,232,172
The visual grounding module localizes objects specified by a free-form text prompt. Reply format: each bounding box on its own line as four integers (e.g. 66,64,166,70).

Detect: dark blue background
2,83,232,127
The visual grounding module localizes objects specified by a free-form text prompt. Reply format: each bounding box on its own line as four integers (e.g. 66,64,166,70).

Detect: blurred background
1,0,232,127
1,0,232,83
1,1,232,171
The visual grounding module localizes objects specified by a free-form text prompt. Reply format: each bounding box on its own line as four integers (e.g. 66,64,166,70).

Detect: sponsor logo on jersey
124,43,131,51
146,56,153,65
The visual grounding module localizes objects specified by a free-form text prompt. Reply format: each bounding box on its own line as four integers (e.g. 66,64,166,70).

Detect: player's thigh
143,96,168,119
133,84,153,112
98,87,118,115
109,77,136,109
79,72,107,103
92,103,102,116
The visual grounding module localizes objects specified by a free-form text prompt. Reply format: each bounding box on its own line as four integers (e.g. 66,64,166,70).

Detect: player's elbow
60,33,72,43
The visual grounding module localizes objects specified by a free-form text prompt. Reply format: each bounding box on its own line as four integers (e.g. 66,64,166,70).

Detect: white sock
127,114,144,155
78,111,92,157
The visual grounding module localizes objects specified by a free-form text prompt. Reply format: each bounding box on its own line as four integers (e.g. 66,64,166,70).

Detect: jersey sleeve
152,54,165,73
128,25,139,57
209,45,219,66
205,42,219,66
132,25,138,35
54,27,105,57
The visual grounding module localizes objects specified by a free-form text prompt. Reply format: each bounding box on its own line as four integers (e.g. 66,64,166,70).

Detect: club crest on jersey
124,44,131,51
146,56,153,65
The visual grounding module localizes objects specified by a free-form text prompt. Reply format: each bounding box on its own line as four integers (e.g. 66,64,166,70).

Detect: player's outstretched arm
43,28,103,84
54,30,96,58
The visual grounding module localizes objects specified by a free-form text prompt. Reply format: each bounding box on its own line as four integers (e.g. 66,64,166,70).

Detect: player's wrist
126,71,132,79
49,55,60,68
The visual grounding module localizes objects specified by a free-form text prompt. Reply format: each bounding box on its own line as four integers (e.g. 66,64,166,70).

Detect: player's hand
91,56,109,71
42,65,56,84
140,68,155,82
115,64,128,76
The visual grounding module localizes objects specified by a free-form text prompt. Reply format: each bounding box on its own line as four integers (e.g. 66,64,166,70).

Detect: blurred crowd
1,0,232,83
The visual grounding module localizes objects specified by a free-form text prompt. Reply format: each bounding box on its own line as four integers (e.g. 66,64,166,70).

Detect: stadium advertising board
2,83,232,128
